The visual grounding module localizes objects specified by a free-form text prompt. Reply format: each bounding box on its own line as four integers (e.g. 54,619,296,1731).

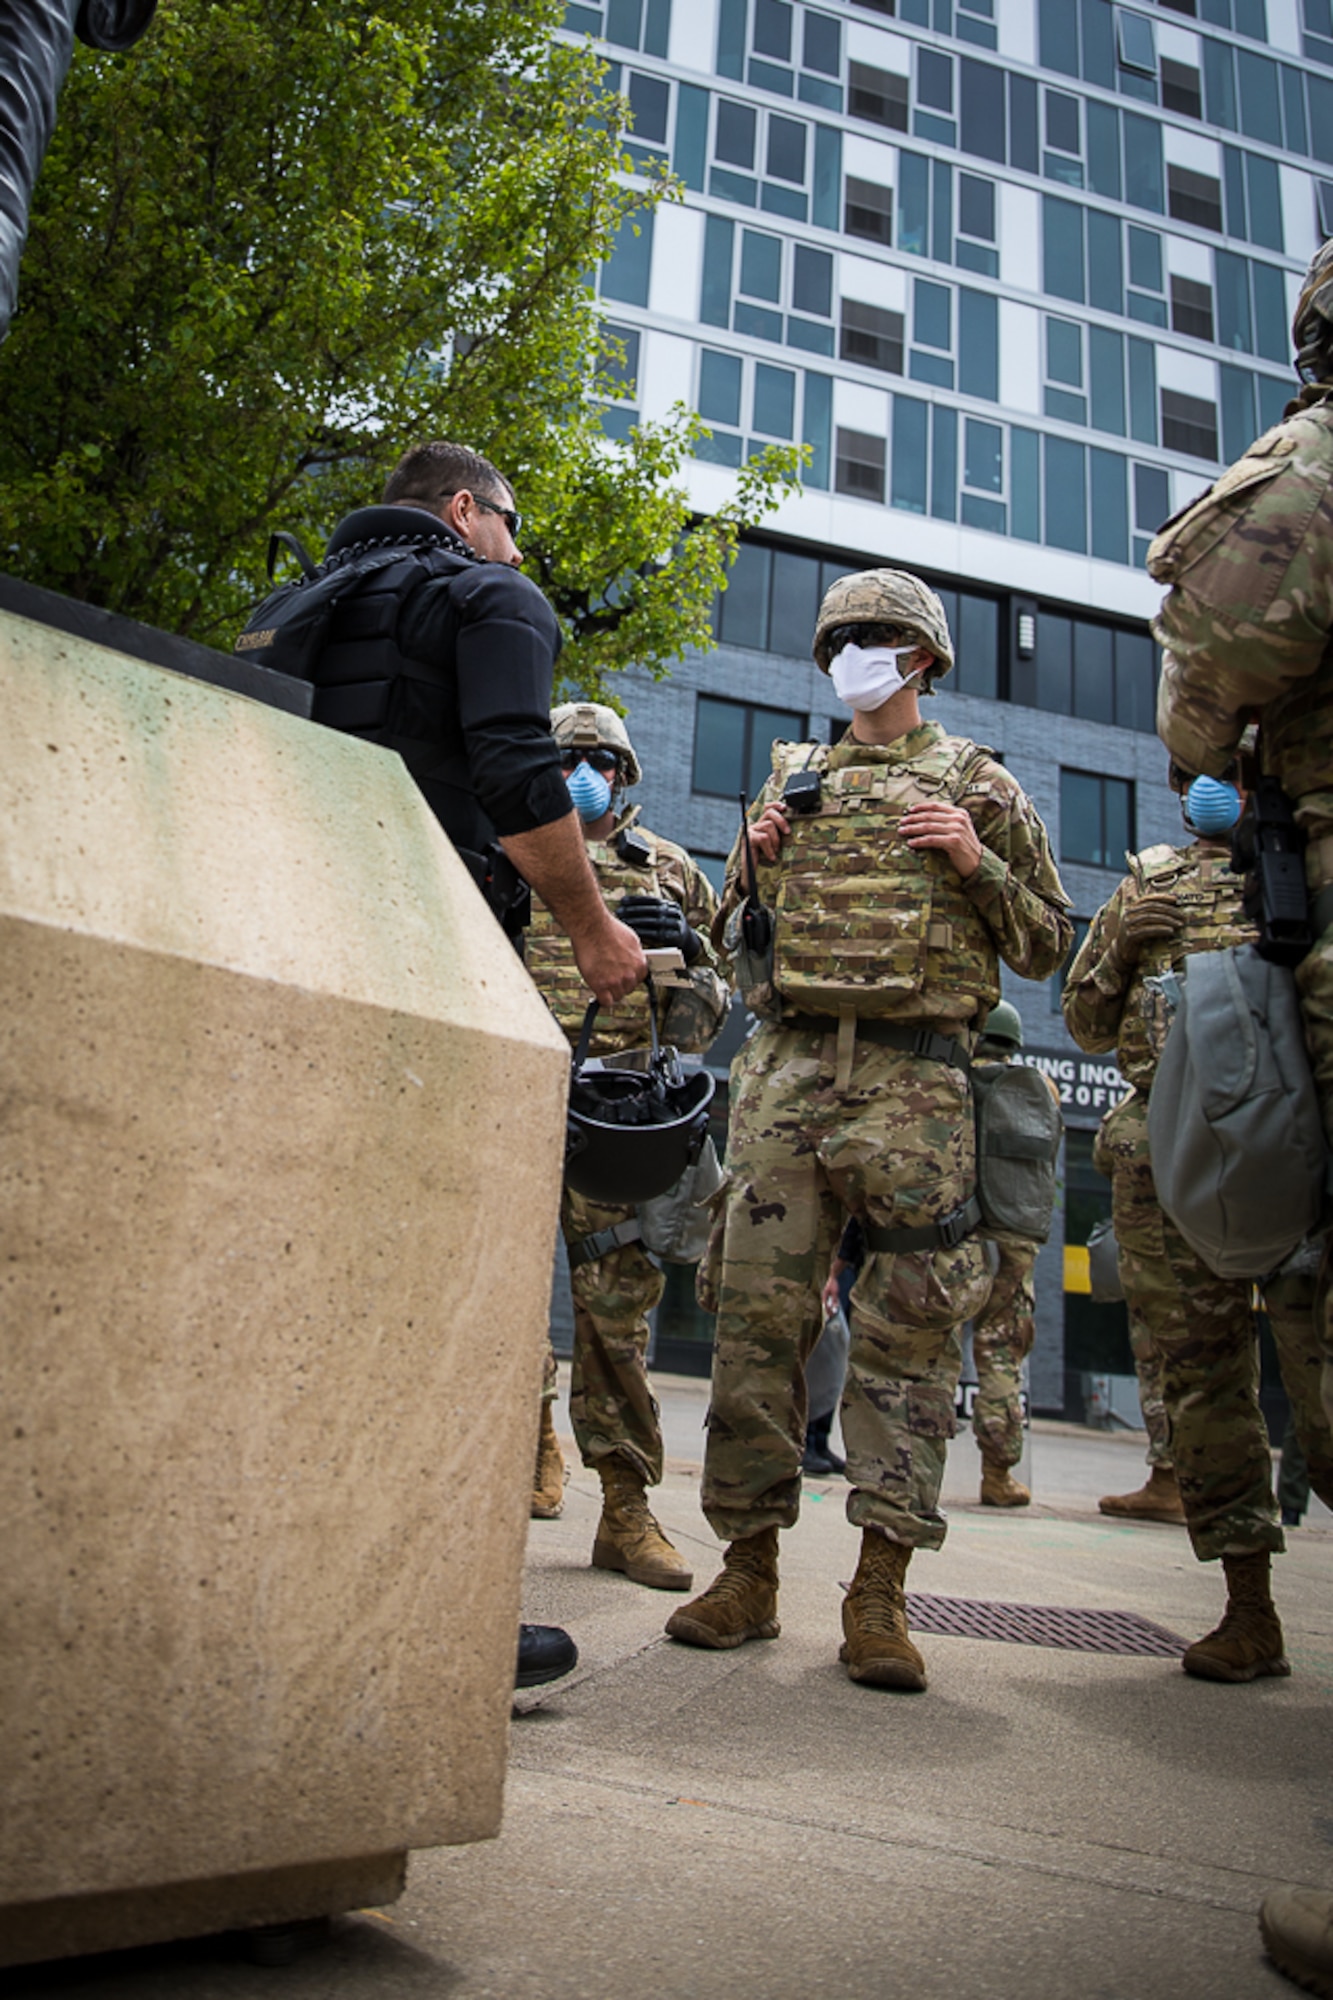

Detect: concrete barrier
0,605,571,1964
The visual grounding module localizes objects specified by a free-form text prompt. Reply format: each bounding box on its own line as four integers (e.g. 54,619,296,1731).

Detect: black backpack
233,530,467,683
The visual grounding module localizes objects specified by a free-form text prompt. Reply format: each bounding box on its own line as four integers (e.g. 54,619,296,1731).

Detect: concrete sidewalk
12,1376,1333,2000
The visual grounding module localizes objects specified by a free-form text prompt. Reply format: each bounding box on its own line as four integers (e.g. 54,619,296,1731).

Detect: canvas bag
1146,943,1328,1280
971,1062,1063,1241
635,1136,726,1263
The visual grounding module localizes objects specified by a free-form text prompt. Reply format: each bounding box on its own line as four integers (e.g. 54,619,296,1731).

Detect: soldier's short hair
383,441,513,511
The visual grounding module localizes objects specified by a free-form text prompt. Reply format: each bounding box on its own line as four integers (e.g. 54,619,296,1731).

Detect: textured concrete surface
9,1379,1330,1999
0,609,571,1955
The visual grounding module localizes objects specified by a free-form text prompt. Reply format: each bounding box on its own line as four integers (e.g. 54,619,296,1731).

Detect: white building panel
647,206,703,321
832,378,890,436
1165,233,1211,283
837,253,906,311
999,300,1042,415
843,132,897,187
845,20,911,72
1267,0,1302,54
999,183,1041,295
996,0,1036,66
1156,22,1201,66
639,331,696,423
668,0,717,71
1156,345,1218,401
1162,126,1221,176
1281,166,1319,268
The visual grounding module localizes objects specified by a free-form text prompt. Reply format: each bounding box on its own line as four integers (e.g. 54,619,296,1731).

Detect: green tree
0,0,801,693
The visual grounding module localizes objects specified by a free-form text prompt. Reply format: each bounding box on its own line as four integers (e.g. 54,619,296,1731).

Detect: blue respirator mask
1184,774,1242,836
566,759,614,822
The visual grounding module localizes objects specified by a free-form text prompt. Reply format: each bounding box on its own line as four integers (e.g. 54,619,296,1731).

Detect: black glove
616,893,702,964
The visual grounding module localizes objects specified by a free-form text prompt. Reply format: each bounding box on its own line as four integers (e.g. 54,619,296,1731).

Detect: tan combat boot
1098,1463,1187,1524
1182,1550,1291,1683
980,1452,1031,1507
839,1530,927,1691
1260,1886,1333,1999
530,1402,566,1520
665,1526,779,1646
591,1460,693,1591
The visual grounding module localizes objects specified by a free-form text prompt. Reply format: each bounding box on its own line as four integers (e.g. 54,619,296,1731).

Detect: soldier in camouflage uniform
527,702,729,1589
1089,1093,1184,1522
665,570,1071,1690
967,1000,1052,1508
1065,767,1333,1676
1150,238,1333,1999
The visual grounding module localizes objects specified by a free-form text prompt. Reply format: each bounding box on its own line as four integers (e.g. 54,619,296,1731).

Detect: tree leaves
0,0,802,691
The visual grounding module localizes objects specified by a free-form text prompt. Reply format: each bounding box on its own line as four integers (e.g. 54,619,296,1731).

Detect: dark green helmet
980,1000,1023,1052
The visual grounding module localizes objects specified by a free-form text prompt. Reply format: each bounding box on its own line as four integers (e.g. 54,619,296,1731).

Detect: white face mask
829,642,923,713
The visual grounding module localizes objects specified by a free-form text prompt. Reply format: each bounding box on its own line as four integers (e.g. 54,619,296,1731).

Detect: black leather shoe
516,1623,579,1688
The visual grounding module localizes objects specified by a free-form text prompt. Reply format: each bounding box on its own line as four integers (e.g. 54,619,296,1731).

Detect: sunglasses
472,492,523,540
560,748,619,774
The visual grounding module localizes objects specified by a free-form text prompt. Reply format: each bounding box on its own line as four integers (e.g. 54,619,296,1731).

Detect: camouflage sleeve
659,848,731,1052
958,764,1074,982
1151,420,1333,776
1061,882,1134,1054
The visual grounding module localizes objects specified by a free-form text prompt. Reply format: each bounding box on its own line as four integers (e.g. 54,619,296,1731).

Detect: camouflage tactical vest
527,812,670,1056
757,734,1000,1023
1117,841,1253,1091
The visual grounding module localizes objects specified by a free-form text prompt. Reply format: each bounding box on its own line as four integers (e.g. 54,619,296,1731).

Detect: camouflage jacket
716,720,1071,1028
527,805,728,1058
1062,838,1253,1091
1152,385,1333,859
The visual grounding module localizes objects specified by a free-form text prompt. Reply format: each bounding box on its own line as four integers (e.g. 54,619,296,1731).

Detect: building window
1132,461,1170,568
835,427,887,500
1161,387,1219,459
566,0,672,53
1318,181,1333,238
840,298,904,375
956,171,998,275
598,323,642,440
1161,55,1202,118
1171,273,1215,343
600,207,655,307
1061,770,1135,869
1045,316,1086,425
1167,163,1223,233
848,60,908,130
915,47,956,145
845,174,893,243
911,278,953,389
693,693,807,800
1044,88,1083,188
1126,225,1167,327
1116,9,1157,97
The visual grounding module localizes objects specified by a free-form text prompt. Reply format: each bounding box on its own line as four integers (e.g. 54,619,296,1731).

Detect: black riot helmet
564,984,715,1204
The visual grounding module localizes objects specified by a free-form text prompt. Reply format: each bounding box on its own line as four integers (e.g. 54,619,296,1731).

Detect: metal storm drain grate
904,1594,1186,1657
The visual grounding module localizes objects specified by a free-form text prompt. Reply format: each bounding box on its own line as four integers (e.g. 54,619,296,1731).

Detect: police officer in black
270,440,647,1689
301,439,646,1010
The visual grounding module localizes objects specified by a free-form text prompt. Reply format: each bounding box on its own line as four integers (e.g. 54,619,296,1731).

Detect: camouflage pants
1104,1094,1278,1559
560,1182,665,1486
701,1023,992,1552
970,1233,1037,1468
1094,1100,1170,1467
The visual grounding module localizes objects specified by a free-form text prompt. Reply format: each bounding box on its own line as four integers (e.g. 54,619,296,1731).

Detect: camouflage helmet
550,701,642,787
1293,237,1333,383
980,1000,1023,1052
812,568,955,686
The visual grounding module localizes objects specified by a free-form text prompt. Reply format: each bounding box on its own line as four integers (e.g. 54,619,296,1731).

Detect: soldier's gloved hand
1115,894,1184,961
616,893,703,964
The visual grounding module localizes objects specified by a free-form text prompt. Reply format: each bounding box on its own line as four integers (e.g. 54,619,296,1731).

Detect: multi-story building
560,0,1331,1413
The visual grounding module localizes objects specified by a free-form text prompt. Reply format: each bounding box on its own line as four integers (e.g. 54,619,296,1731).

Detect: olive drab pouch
1147,943,1329,1280
637,1136,726,1264
971,1062,1063,1241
